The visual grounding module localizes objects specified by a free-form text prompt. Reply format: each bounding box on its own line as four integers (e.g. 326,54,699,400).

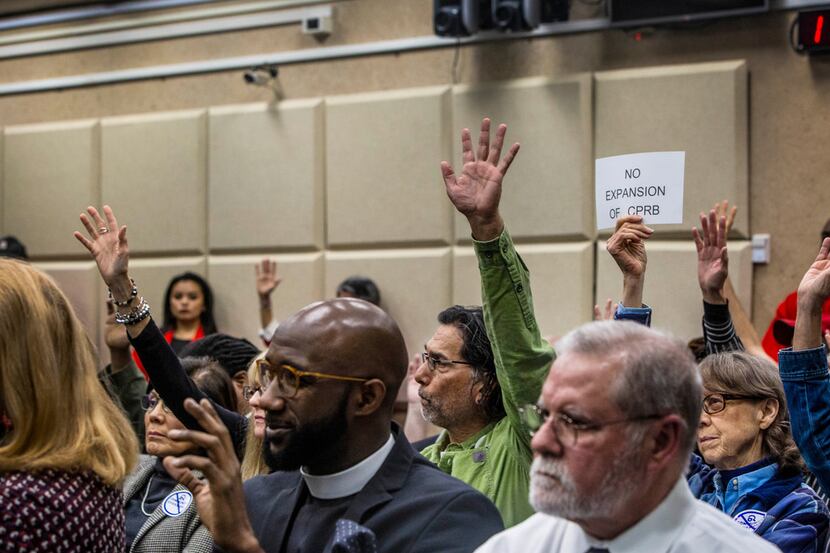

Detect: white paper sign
595,151,685,230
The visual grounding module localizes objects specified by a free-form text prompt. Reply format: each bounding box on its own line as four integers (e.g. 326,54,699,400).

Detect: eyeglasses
702,393,765,415
518,404,664,447
141,393,171,414
242,385,261,401
256,359,370,399
420,349,474,374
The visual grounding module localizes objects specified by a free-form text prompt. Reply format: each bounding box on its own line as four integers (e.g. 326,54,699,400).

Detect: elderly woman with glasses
686,351,829,553
122,363,237,553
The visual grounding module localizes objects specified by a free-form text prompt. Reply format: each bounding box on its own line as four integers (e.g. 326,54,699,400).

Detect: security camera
242,65,282,99
434,0,482,37
243,71,269,85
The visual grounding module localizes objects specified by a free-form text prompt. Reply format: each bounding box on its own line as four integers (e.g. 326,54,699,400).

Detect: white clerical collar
575,478,695,553
300,434,395,500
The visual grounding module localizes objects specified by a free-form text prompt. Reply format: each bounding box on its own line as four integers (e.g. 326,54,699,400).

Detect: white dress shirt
475,478,782,553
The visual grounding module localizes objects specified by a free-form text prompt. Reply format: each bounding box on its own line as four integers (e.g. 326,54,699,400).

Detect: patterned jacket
688,454,830,553
123,455,213,553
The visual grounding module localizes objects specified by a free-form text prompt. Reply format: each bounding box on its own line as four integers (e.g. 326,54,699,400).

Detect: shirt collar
300,434,394,500
436,422,496,451
574,478,697,553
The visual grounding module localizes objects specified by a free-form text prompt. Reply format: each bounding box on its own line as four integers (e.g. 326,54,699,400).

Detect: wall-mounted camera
243,65,282,99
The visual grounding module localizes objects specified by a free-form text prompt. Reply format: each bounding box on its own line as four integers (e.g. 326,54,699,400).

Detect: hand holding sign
607,215,653,308
596,152,685,230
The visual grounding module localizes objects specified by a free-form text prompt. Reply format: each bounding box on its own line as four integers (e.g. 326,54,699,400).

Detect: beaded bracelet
108,278,138,307
115,297,151,326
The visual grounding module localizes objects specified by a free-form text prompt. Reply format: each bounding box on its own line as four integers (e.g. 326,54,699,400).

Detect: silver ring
98,227,109,234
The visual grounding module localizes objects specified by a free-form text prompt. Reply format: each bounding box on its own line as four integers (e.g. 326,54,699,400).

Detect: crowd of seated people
3,117,830,553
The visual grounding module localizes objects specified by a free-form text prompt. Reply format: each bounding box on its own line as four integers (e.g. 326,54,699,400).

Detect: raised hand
441,118,520,241
255,259,282,297
593,298,614,321
104,301,130,351
793,237,830,350
606,215,652,279
692,209,728,304
163,399,263,553
797,238,830,306
73,205,130,291
712,200,738,235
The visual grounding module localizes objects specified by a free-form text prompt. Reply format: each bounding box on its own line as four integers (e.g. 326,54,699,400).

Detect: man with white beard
475,320,781,553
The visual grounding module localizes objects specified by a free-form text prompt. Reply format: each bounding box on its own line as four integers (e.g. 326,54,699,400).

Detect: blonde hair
0,260,138,485
241,351,269,480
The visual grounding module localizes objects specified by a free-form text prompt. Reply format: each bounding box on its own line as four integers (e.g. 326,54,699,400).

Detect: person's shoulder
686,499,782,551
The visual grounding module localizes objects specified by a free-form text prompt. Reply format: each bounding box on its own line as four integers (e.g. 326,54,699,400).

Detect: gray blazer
123,455,213,553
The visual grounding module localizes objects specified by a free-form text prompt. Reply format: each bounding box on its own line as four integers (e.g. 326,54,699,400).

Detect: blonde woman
240,352,269,480
0,259,139,552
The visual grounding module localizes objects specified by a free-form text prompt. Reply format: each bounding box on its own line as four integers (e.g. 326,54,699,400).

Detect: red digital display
798,9,830,54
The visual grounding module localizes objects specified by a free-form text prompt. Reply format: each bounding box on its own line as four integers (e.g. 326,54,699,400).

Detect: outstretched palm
441,118,520,227
73,205,129,286
798,238,830,302
693,210,728,294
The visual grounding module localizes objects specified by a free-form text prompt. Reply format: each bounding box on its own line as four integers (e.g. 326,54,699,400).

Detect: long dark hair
161,272,217,335
437,305,505,422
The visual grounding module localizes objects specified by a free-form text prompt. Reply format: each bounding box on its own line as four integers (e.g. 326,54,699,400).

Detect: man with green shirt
414,118,555,527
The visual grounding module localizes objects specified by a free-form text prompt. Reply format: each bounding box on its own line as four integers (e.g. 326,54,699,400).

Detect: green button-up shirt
421,229,555,527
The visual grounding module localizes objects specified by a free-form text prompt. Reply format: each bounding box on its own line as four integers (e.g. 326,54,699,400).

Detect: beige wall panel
453,76,594,241
326,87,453,247
207,253,324,347
595,61,748,238
32,261,101,354
0,130,4,234
325,248,452,361
101,110,206,254
126,256,207,328
3,120,99,257
208,100,324,251
453,242,594,341
596,240,752,340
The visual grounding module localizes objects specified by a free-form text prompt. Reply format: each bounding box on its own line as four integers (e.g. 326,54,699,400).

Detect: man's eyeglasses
256,359,370,399
141,393,171,414
420,349,474,374
518,404,663,447
702,392,764,415
242,385,261,401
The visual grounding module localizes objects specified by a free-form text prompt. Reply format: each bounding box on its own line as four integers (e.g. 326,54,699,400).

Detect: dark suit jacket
240,427,505,553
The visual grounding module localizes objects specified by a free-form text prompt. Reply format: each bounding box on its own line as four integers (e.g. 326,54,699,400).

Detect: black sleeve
702,300,745,355
129,318,247,456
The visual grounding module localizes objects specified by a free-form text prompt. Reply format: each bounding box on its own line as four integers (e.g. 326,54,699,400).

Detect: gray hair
557,320,702,458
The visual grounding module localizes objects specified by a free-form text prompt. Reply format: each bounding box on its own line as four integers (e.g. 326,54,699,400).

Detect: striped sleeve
702,301,745,355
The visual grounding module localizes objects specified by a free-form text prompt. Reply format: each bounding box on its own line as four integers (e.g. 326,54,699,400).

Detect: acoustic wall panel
453,242,594,342
326,87,453,247
595,61,748,238
4,120,99,257
595,240,752,340
33,261,100,346
325,248,452,364
453,76,594,241
207,253,324,348
208,100,324,251
101,110,207,254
